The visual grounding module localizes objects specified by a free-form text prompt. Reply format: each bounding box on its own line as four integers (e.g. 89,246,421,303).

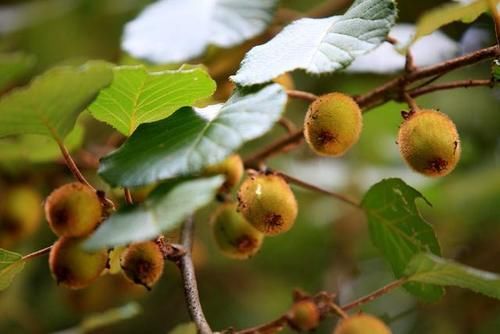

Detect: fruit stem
57,139,95,190
124,188,134,205
178,217,213,334
277,172,361,209
22,245,52,262
286,90,318,102
329,301,349,319
341,278,407,312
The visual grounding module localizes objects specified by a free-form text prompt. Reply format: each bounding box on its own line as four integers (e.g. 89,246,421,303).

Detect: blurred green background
0,0,499,333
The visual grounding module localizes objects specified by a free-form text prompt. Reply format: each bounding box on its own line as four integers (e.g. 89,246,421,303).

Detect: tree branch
341,278,406,312
408,79,494,98
178,217,213,334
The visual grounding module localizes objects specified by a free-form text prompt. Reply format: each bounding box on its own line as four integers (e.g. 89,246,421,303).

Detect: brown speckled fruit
212,203,264,259
0,186,42,247
49,237,109,289
121,241,164,290
237,173,297,236
45,182,102,237
204,154,244,191
288,299,321,331
304,92,362,157
334,314,391,334
398,109,460,177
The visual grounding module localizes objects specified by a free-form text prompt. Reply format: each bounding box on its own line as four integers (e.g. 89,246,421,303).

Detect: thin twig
341,278,406,312
402,92,418,112
329,302,348,319
124,188,134,205
235,316,288,334
243,129,304,169
277,172,361,209
178,217,212,334
22,246,52,262
57,140,94,189
277,117,297,134
286,90,318,102
409,79,494,98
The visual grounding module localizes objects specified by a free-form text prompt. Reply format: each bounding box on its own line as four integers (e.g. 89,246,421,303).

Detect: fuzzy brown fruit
204,154,244,192
288,299,321,331
304,92,363,157
212,203,264,259
121,241,165,289
0,186,42,247
398,109,460,177
49,237,109,289
45,182,103,238
334,314,391,334
237,173,297,236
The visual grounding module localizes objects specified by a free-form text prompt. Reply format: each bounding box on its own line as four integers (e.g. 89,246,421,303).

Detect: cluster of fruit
45,182,164,290
304,92,461,177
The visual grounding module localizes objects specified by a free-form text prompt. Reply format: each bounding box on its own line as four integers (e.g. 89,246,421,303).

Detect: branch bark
178,217,213,334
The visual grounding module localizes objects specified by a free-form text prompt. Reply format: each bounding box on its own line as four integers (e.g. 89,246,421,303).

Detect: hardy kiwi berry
304,92,362,157
334,314,391,334
398,109,460,177
45,182,103,238
204,154,244,192
49,237,109,289
120,241,165,290
0,186,42,247
237,172,297,236
211,202,264,259
288,299,321,331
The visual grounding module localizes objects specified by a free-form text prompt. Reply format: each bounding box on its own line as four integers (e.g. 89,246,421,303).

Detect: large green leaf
406,253,500,300
0,123,84,163
88,66,216,136
0,61,112,142
232,0,397,86
362,178,444,302
84,176,224,249
402,0,489,50
0,53,36,91
98,84,286,187
0,249,25,291
122,0,278,63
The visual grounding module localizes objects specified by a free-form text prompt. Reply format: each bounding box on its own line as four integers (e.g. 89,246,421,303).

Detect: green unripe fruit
334,314,391,334
49,237,109,290
237,173,297,236
45,182,103,238
304,92,362,157
204,154,244,192
121,241,164,289
398,109,460,177
0,186,42,247
288,299,321,331
211,203,264,259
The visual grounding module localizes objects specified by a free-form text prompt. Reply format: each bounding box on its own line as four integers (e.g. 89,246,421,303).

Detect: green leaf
0,123,84,163
406,253,500,300
402,0,489,50
232,0,397,86
88,66,216,136
84,176,224,249
0,61,112,142
0,249,25,291
361,178,444,301
80,303,141,332
98,83,286,187
0,53,36,91
122,0,278,63
168,322,197,334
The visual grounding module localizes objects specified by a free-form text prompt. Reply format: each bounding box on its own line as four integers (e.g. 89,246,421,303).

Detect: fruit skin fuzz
334,314,392,334
304,92,363,157
237,172,297,236
287,299,321,332
211,202,264,260
398,109,461,177
204,154,244,192
49,237,109,290
120,240,165,290
45,182,103,238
